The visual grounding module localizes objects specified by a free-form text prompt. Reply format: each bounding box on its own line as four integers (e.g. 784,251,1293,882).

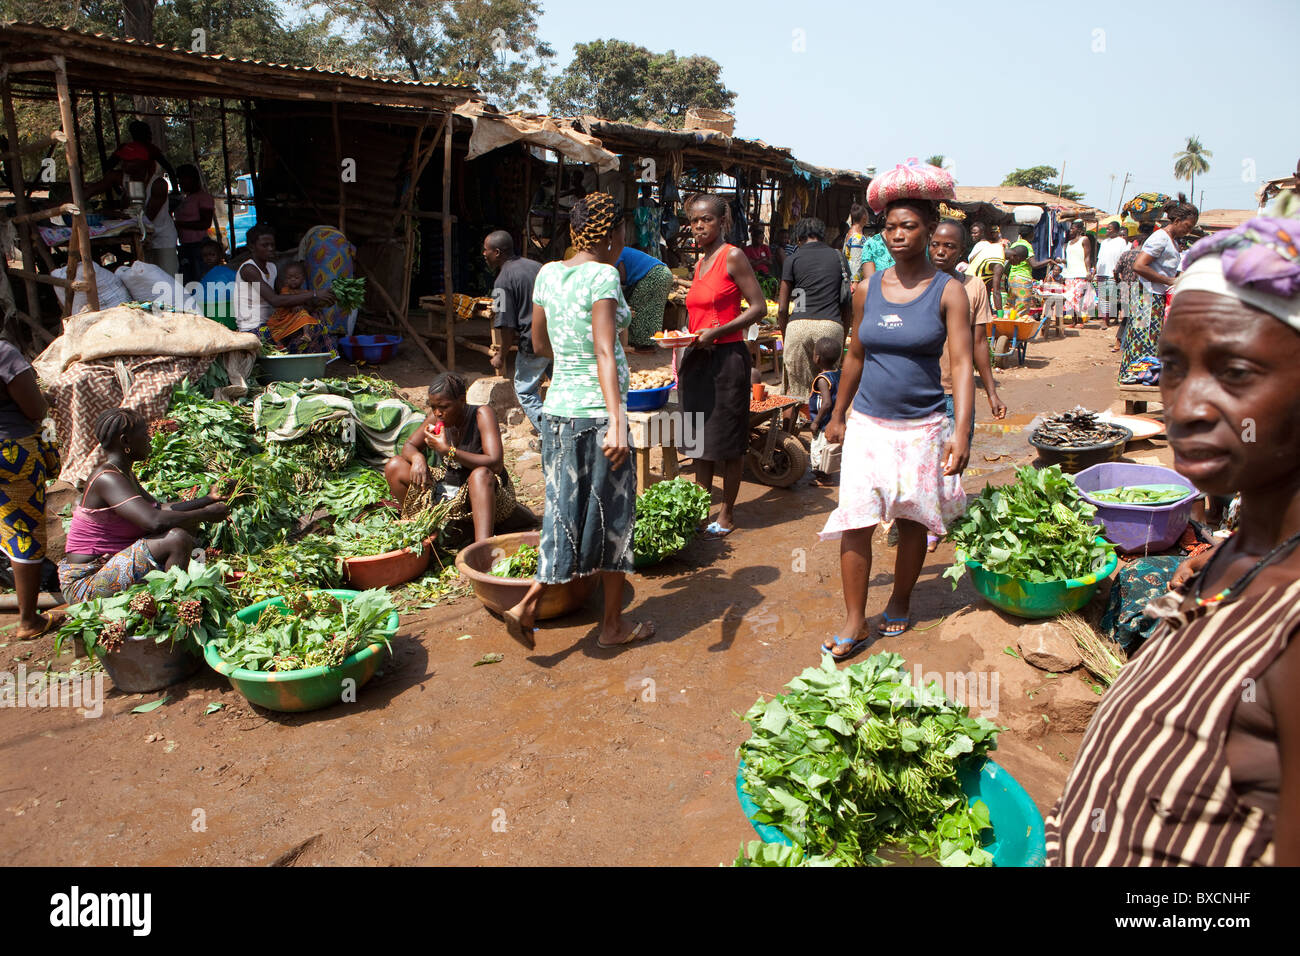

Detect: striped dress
1045,577,1300,866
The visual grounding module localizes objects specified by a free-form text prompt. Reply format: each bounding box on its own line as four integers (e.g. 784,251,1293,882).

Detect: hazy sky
536,0,1296,212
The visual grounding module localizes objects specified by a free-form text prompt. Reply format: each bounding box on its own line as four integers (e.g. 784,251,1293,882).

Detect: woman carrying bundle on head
57,409,229,605
384,372,515,543
679,193,768,537
818,159,972,660
502,192,654,651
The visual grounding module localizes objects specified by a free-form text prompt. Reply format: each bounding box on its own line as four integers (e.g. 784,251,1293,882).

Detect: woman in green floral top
503,192,655,651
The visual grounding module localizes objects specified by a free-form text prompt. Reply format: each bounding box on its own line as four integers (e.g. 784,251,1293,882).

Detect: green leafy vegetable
132,698,169,713
633,477,710,563
736,652,1002,867
207,589,396,672
331,276,367,313
1089,484,1193,504
489,543,539,578
944,465,1115,586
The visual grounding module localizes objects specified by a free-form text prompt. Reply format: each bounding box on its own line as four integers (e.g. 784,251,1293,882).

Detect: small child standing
1038,262,1068,337
808,336,842,485
262,261,335,354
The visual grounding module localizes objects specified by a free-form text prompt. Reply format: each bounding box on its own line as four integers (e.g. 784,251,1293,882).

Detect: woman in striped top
1045,215,1300,866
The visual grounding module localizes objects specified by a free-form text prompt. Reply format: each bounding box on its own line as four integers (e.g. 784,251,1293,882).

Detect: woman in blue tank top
817,197,974,659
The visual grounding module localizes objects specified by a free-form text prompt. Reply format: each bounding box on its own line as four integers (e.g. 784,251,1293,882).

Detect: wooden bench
1118,383,1162,415
627,401,683,494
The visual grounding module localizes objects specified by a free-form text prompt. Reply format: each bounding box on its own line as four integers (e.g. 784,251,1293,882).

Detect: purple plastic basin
1073,463,1198,554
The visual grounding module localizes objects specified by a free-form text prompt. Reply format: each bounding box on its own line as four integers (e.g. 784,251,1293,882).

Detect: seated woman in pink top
57,408,229,605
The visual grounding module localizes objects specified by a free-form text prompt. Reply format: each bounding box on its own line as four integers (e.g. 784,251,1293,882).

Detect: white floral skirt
818,408,967,540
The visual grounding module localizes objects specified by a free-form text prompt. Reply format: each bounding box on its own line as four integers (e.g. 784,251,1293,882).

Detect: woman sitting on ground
58,409,229,605
384,372,516,543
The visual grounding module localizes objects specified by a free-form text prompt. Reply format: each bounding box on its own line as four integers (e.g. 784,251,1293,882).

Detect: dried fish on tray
1031,408,1130,448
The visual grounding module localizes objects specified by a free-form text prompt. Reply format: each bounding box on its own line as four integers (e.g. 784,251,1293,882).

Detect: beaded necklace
1193,527,1300,607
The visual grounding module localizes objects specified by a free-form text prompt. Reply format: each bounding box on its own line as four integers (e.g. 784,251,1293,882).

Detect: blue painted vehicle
229,174,257,254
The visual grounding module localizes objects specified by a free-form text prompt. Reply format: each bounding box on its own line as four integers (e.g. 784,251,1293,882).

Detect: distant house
1197,209,1255,232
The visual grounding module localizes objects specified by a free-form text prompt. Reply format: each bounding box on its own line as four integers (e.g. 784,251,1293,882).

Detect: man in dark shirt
484,231,547,433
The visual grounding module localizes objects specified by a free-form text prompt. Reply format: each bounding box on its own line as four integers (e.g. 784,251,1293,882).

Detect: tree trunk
121,1,167,160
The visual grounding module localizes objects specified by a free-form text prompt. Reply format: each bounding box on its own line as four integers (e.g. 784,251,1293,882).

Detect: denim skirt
538,413,636,583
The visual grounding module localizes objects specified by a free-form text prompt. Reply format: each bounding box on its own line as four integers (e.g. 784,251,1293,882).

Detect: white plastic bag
51,263,131,313
115,260,177,304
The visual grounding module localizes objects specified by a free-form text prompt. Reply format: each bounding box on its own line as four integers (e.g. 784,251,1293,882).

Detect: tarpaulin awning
453,101,620,172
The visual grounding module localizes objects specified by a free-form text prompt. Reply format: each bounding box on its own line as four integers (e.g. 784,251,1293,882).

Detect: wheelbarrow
988,313,1046,369
745,395,809,488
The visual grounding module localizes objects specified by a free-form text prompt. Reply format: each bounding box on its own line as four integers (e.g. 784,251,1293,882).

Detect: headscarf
114,142,150,162
570,192,622,252
1173,217,1300,331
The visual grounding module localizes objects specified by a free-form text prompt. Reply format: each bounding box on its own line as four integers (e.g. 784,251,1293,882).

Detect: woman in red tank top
678,194,767,535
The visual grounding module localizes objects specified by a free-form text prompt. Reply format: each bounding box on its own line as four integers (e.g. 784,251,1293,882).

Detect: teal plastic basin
966,540,1118,619
737,757,1047,867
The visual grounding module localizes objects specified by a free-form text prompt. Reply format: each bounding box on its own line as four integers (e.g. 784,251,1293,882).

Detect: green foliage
310,464,392,520
944,465,1115,586
736,653,1002,867
331,276,366,312
207,588,395,672
633,477,710,562
547,39,735,129
230,535,344,604
1173,135,1213,193
732,841,846,867
1001,165,1085,203
55,560,236,661
489,543,538,578
327,503,451,559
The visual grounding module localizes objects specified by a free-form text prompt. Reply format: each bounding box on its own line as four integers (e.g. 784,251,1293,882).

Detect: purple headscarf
1182,217,1300,300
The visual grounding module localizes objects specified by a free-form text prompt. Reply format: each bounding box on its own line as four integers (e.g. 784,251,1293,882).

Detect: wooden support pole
219,98,236,252
442,117,454,370
8,203,80,225
242,99,258,211
332,102,345,235
91,88,107,172
353,258,447,374
54,56,98,312
187,98,201,170
2,76,43,326
552,153,565,249
520,154,531,257
107,92,121,149
397,119,427,323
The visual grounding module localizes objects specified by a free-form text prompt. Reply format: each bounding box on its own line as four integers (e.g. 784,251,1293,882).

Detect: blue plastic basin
736,757,1047,867
338,334,402,364
627,384,672,412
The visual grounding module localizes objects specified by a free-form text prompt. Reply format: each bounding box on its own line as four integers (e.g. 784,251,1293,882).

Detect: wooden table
1117,383,1162,414
627,400,684,494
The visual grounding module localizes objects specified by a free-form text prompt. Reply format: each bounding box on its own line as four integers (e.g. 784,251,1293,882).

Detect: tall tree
1001,165,1085,203
303,0,554,109
1173,136,1212,201
547,39,735,129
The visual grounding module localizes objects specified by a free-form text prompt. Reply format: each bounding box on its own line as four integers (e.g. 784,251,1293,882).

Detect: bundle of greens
489,543,539,578
944,464,1115,586
328,503,450,559
736,653,1001,867
396,563,470,611
310,464,393,520
231,536,344,605
55,561,235,661
201,453,304,555
632,477,711,562
331,276,367,313
207,588,395,672
268,415,354,477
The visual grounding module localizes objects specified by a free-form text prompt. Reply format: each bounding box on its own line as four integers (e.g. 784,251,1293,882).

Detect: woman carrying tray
818,160,973,659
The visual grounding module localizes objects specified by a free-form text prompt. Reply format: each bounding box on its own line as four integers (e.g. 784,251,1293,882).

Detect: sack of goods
866,158,956,214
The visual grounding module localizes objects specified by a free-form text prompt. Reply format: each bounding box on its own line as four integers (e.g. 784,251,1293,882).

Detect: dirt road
0,319,1169,865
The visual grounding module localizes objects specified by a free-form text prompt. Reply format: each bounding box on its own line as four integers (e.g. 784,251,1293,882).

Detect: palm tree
925,154,946,168
1173,137,1213,201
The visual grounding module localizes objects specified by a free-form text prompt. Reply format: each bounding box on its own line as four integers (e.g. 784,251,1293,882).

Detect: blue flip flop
820,634,871,662
877,613,911,638
703,521,734,538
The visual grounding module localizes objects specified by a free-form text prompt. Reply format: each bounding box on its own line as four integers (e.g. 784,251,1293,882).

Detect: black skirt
677,340,752,462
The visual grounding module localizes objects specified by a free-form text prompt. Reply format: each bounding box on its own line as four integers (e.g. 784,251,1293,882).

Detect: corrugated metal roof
1197,208,1254,230
953,185,1090,209
0,21,481,106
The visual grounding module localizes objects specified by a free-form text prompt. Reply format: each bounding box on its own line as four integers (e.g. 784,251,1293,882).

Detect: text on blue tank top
853,270,951,420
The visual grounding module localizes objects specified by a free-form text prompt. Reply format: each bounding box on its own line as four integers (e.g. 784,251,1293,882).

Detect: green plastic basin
966,540,1118,619
203,589,399,712
737,757,1047,867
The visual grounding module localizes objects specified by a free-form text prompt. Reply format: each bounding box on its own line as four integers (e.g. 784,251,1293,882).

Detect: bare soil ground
0,317,1172,866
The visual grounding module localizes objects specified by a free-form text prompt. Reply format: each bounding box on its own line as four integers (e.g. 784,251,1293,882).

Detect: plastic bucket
258,352,331,382
966,541,1118,619
628,384,673,412
736,757,1046,867
204,589,399,713
1073,463,1197,553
